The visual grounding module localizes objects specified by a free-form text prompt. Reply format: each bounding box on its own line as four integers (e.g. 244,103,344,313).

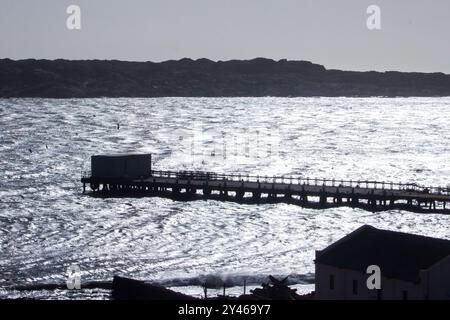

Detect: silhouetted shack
315,225,450,300
91,154,152,179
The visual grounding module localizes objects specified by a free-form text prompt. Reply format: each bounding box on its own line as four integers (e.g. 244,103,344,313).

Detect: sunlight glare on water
1,97,450,299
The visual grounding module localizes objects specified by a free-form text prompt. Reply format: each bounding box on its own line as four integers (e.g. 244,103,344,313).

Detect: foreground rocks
1,58,450,98
112,275,314,300
112,276,196,300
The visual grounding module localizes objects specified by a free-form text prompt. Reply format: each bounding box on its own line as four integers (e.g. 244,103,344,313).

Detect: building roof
315,225,450,283
92,153,151,158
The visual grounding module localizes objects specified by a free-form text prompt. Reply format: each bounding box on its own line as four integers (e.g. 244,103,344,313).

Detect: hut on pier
91,154,152,179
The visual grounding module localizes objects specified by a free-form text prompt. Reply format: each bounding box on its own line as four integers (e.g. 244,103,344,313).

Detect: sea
1,97,450,299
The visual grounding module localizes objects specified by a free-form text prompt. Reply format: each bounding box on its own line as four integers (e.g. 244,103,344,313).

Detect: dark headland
1,58,450,98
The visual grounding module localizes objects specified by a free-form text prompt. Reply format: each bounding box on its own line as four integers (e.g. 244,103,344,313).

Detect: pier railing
81,169,450,196
149,170,450,196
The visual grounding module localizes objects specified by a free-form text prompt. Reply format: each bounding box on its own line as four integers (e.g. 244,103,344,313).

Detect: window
352,280,358,295
402,290,408,300
329,275,335,290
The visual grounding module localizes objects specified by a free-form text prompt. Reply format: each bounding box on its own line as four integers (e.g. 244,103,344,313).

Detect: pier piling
81,170,450,215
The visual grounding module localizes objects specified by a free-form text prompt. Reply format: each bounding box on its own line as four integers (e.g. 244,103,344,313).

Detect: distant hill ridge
1,58,450,97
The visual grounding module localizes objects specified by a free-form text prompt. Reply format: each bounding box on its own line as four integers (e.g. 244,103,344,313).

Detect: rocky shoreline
112,275,314,300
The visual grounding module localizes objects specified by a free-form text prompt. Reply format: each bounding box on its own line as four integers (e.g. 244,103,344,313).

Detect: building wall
315,262,424,300
422,255,450,299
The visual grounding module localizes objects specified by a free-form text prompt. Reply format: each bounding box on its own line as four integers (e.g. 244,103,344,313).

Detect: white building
315,225,450,300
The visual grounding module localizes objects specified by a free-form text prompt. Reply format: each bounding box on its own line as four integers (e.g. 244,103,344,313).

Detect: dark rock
247,275,303,300
112,275,197,300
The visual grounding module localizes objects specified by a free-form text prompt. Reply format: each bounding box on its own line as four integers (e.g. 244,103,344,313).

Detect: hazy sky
1,0,449,73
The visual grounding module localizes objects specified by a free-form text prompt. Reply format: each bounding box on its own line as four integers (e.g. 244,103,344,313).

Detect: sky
0,0,449,73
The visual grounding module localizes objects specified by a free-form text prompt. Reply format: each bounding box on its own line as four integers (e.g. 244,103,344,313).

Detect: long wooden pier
81,170,450,214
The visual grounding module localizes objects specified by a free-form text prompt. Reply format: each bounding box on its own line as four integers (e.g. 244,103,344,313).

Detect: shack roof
92,153,151,158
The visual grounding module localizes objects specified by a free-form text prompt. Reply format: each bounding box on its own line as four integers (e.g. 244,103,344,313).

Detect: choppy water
1,97,450,299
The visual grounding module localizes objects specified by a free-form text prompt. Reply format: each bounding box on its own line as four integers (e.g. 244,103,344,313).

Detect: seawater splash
1,97,450,299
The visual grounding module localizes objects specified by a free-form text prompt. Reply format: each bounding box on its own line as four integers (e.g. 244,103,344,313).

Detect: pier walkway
81,170,450,214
